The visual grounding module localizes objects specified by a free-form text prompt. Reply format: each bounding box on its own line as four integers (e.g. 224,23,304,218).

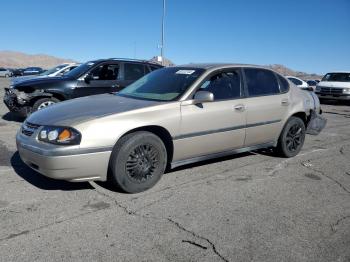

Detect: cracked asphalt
0,78,349,262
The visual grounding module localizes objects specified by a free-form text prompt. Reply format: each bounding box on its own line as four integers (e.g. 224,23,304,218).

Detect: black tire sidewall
110,132,167,193
279,117,306,158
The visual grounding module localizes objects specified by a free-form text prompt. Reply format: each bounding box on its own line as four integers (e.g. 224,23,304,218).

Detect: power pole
161,0,166,66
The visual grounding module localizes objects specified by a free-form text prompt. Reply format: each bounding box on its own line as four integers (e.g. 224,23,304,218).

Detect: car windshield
322,73,350,82
64,62,96,78
118,67,205,101
39,64,67,76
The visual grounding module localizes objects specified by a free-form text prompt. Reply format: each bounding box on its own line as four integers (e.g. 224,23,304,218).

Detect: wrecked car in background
4,59,162,117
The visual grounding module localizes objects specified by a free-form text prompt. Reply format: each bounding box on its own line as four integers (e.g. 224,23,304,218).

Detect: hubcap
286,123,303,152
125,144,159,182
38,101,55,110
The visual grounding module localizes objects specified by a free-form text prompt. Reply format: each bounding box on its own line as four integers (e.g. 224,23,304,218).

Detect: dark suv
4,59,163,117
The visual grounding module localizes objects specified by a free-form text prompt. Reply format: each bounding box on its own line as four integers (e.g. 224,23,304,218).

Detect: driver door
174,69,247,161
73,63,121,98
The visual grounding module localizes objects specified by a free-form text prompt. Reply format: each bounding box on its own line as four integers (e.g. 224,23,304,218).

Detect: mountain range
0,50,322,79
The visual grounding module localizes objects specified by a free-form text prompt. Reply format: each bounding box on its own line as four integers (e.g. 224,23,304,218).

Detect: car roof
88,58,162,66
324,71,350,74
176,63,273,71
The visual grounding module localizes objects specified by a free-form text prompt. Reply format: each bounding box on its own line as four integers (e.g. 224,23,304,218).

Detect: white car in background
315,72,350,101
0,67,12,77
286,76,310,90
11,63,80,84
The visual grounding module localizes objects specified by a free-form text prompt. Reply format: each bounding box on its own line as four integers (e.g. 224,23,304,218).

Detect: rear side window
150,65,160,71
244,68,280,96
124,63,145,80
288,77,302,86
277,74,289,93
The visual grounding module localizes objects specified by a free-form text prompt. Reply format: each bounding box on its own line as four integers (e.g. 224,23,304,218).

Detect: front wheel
275,117,306,158
109,131,167,193
32,97,60,112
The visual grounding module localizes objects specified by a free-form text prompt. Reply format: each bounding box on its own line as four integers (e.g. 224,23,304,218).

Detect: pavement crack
331,215,350,232
182,240,208,250
0,208,109,243
301,162,350,194
167,218,230,262
89,182,136,215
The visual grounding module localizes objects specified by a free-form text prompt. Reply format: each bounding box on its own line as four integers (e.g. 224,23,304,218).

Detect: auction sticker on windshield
176,70,195,75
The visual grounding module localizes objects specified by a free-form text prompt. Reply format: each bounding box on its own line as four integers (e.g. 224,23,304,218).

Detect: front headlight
38,126,81,145
315,86,321,91
343,88,350,94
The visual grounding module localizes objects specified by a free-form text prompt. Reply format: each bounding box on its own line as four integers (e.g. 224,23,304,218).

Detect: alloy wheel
125,144,160,182
38,101,55,110
285,123,303,152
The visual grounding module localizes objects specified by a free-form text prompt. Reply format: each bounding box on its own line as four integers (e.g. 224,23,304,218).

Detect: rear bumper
16,133,111,182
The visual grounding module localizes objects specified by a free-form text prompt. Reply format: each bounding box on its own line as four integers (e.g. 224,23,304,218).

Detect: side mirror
193,91,214,104
84,74,92,84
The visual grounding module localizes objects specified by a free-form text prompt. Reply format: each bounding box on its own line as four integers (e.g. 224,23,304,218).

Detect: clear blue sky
1,0,349,74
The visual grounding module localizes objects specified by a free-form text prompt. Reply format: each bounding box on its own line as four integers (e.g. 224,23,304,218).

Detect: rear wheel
275,117,306,158
109,131,167,193
32,97,60,112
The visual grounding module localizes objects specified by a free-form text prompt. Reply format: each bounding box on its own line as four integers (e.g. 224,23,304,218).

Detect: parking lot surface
0,78,349,262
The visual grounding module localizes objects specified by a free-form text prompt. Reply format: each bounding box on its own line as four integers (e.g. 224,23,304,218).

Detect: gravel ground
0,77,349,262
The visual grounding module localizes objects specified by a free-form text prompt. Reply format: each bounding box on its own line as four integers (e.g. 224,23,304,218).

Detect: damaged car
4,59,162,117
16,64,326,193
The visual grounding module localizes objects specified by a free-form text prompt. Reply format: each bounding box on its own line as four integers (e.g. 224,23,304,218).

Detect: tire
275,117,306,158
109,131,167,193
32,97,60,112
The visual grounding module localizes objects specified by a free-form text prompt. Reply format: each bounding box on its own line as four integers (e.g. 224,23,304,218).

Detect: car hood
26,94,164,126
11,75,39,85
13,76,70,88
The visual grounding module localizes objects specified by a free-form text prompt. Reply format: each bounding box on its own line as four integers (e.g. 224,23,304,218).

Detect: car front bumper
3,88,30,117
16,132,111,182
316,92,350,101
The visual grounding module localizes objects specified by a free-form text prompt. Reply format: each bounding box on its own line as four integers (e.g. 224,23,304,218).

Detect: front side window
118,67,205,101
124,63,145,80
244,68,280,96
322,73,350,82
90,64,119,80
198,70,242,100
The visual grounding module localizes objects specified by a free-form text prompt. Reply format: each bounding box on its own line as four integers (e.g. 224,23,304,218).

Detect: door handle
234,104,246,112
281,99,289,106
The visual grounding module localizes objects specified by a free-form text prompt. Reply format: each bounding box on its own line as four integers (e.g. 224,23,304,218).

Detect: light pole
160,0,166,66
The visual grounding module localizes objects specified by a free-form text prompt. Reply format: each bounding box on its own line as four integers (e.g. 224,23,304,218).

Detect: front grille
320,87,343,94
21,122,40,136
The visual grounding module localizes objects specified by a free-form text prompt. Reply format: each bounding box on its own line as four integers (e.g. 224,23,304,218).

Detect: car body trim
173,119,281,140
19,142,113,157
171,141,275,169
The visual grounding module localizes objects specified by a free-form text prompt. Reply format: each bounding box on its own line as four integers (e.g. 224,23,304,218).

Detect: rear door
118,62,148,88
243,68,290,146
74,62,121,97
176,68,247,161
